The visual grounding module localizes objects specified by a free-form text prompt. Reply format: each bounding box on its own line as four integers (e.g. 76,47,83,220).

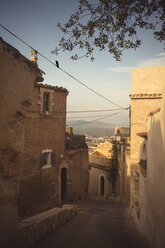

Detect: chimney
30,49,38,63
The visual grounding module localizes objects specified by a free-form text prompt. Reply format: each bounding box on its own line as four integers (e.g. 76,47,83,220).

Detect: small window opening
43,92,50,113
41,150,56,168
43,152,50,165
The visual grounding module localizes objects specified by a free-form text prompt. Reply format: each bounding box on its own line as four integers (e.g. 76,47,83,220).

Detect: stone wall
130,97,162,162
19,85,67,217
89,165,112,198
131,66,165,94
130,66,165,225
89,155,112,167
0,37,43,247
117,144,130,202
137,88,165,248
66,133,87,150
89,151,113,199
16,205,77,248
60,148,89,203
130,66,165,246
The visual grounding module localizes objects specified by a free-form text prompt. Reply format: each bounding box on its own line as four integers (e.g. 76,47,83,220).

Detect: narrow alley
37,199,151,248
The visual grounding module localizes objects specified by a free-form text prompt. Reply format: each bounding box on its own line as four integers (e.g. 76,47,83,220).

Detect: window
43,152,51,165
43,92,50,113
41,149,56,168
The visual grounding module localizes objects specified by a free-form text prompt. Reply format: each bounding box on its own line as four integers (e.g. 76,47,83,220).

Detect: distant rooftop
35,83,69,95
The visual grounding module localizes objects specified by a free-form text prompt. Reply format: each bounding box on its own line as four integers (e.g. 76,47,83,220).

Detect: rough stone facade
129,65,165,247
88,141,113,199
16,205,77,248
0,37,44,247
135,87,165,248
0,38,89,247
19,84,68,217
117,141,130,202
130,66,164,224
60,129,89,203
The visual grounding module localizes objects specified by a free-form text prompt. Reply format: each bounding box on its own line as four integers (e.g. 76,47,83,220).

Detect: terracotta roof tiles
130,93,162,99
35,83,69,95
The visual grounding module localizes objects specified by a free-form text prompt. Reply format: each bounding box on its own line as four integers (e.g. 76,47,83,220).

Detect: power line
67,114,115,119
0,24,128,110
67,109,126,126
67,110,127,119
59,67,125,109
0,24,59,70
67,108,123,113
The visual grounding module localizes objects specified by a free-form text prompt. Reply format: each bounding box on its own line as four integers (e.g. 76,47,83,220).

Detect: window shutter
41,153,44,167
51,152,56,166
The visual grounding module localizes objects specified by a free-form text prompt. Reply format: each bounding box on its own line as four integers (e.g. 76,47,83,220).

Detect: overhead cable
67,108,123,113
67,109,126,126
0,24,128,110
58,67,126,109
67,110,127,119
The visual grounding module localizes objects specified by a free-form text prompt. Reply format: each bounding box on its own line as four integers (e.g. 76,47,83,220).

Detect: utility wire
0,24,59,70
67,114,116,119
59,67,126,109
67,110,126,119
67,109,126,126
0,24,128,110
67,108,122,113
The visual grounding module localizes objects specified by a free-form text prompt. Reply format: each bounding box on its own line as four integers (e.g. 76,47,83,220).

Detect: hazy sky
1,0,165,125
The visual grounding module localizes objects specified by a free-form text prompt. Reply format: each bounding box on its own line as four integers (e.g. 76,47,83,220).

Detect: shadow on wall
138,108,165,248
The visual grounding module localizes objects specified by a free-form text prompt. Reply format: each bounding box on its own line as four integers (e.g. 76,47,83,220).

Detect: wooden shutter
41,153,45,167
51,152,56,166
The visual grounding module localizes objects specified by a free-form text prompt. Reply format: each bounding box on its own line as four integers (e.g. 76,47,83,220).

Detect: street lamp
115,130,121,142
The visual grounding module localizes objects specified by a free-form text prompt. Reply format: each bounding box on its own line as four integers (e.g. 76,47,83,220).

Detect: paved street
37,199,151,248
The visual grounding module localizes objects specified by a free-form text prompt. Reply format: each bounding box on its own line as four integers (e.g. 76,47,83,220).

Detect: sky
1,0,165,125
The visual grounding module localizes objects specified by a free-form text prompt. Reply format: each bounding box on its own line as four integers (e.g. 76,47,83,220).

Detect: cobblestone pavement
37,199,152,248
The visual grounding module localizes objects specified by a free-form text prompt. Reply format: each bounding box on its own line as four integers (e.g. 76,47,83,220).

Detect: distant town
85,134,113,154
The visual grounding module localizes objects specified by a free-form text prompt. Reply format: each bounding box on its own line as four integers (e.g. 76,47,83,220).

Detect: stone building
0,37,44,246
93,140,113,158
89,140,115,199
115,127,130,202
137,87,165,248
62,128,89,202
0,37,89,247
89,129,130,202
89,151,113,199
18,81,68,217
129,65,165,248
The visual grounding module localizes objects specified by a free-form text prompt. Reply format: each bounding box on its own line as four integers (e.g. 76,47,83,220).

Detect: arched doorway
100,175,105,196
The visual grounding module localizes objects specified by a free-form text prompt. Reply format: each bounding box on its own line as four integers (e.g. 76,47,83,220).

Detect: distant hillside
66,120,115,137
